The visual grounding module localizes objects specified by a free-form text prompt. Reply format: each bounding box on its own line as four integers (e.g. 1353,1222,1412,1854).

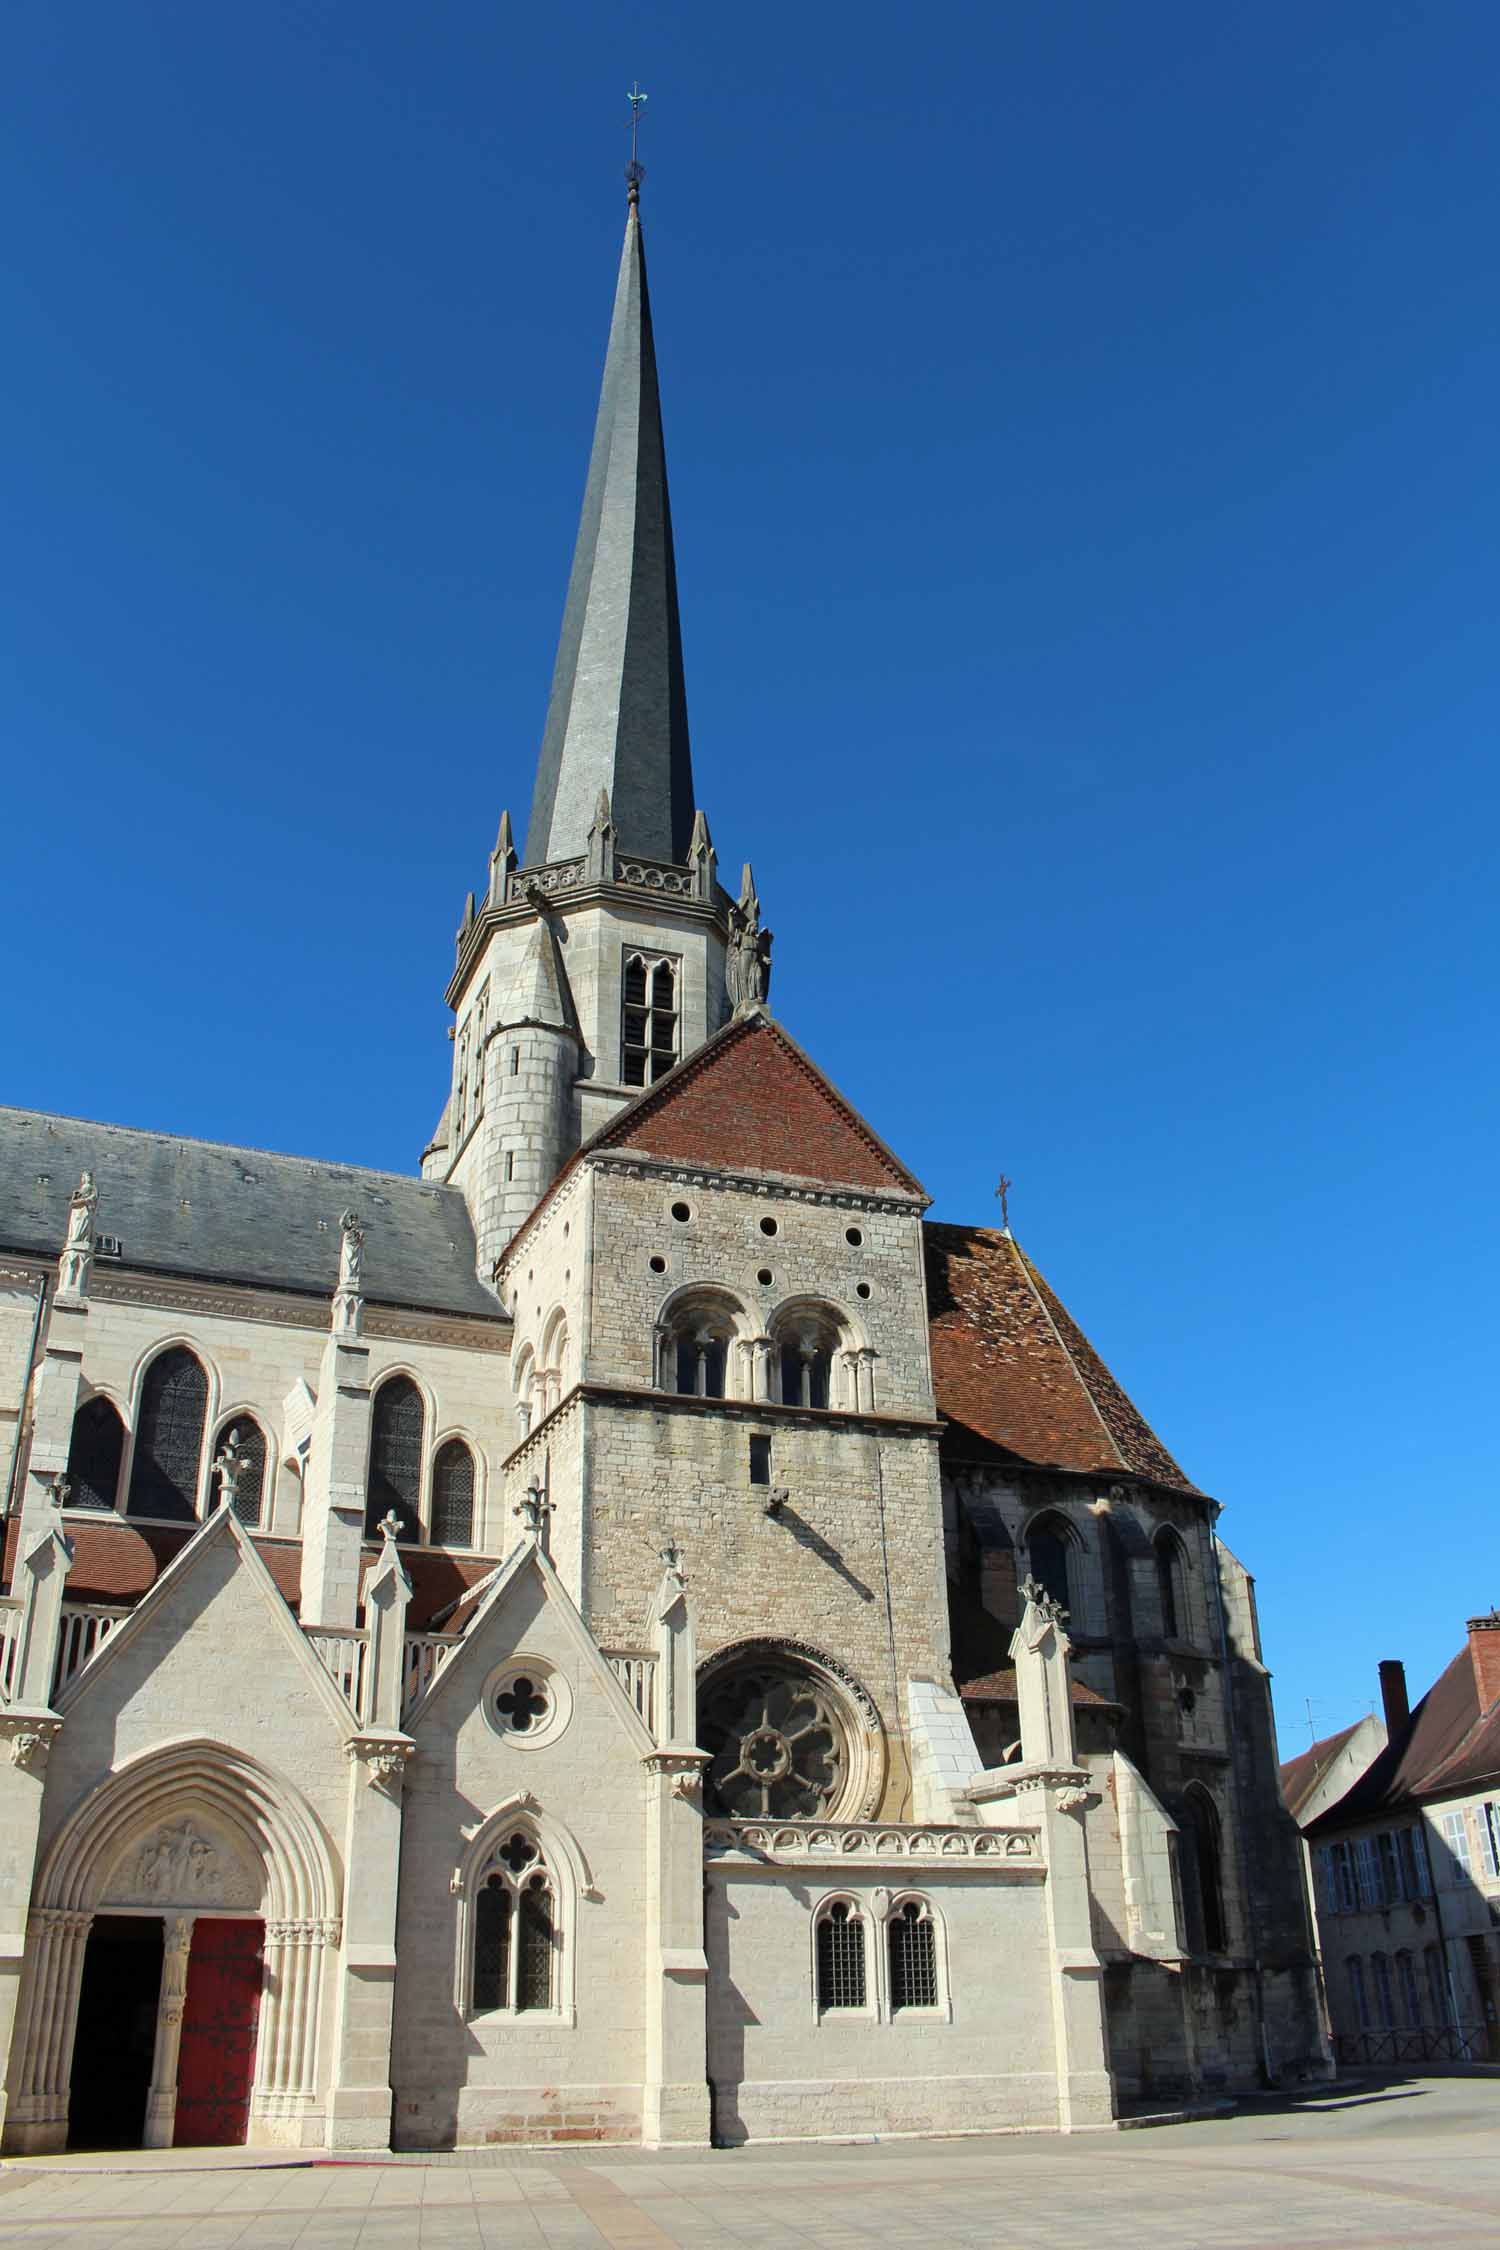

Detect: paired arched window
1179,1785,1227,1955
431,1438,476,1547
126,1348,207,1522
1025,1515,1074,1618
622,953,678,1087
1155,1529,1189,1641
660,1289,747,1402
65,1396,125,1512
776,1315,836,1409
815,1900,867,2011
888,1899,938,2012
366,1375,424,1541
471,1831,555,2014
210,1417,268,1527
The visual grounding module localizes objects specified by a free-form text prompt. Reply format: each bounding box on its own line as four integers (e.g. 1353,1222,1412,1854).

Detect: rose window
699,1660,851,1818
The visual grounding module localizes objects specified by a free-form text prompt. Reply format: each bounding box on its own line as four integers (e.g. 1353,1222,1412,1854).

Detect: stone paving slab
0,2079,1496,2249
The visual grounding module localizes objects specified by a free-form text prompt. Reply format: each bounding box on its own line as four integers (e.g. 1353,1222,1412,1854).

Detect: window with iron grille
815,1902,866,2011
431,1438,476,1546
366,1375,424,1540
66,1397,125,1512
888,1901,938,2011
621,952,679,1086
126,1349,207,1522
470,1833,555,2014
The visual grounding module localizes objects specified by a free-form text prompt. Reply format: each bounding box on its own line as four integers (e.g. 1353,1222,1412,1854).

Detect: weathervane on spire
625,82,648,202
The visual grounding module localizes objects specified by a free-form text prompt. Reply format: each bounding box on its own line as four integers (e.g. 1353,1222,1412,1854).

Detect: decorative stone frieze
704,1818,1040,1867
588,1148,923,1217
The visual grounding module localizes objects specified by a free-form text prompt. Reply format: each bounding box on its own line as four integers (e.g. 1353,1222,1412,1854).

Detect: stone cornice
501,1382,941,1470
448,868,731,1009
74,1268,508,1353
704,1817,1042,1871
587,1148,926,1216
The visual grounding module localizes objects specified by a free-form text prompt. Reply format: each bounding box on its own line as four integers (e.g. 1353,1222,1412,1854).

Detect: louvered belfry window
889,1901,938,2011
816,1902,866,2011
366,1376,424,1540
66,1397,125,1512
430,1438,475,1547
126,1349,207,1522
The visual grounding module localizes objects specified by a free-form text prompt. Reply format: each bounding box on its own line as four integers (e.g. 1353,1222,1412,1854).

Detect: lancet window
888,1899,939,2012
126,1348,208,1522
431,1438,476,1547
65,1396,125,1512
365,1375,424,1541
211,1416,268,1527
622,951,678,1087
815,1900,867,2011
471,1832,556,2014
1024,1516,1075,1619
1179,1784,1227,1955
1155,1528,1189,1640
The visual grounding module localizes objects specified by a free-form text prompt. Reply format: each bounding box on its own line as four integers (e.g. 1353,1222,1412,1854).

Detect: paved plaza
1,2077,1496,2248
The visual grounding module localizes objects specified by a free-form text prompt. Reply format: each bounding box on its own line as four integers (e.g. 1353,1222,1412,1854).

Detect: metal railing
1334,2024,1490,2066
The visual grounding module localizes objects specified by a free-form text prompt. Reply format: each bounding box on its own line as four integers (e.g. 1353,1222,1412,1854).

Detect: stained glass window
366,1376,423,1540
470,1842,554,2014
126,1349,207,1522
211,1418,267,1527
431,1438,475,1546
65,1397,125,1512
472,1879,511,2012
517,1875,554,2011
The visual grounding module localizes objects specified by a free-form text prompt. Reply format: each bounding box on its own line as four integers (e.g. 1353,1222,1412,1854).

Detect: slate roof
925,1222,1198,1495
1280,1722,1363,1819
525,195,696,868
0,1106,503,1319
1304,1644,1500,1832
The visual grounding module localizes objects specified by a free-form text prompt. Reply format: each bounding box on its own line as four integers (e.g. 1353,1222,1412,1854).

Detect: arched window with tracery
815,1900,867,2011
65,1396,125,1512
126,1348,208,1522
1155,1528,1189,1641
1179,1784,1227,1955
366,1375,424,1541
471,1831,556,2014
1025,1516,1074,1619
622,952,678,1087
210,1417,268,1527
888,1898,939,2012
431,1438,476,1547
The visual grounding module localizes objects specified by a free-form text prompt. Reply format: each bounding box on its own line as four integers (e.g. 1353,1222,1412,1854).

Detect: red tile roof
1305,1643,1500,1831
591,1015,926,1196
925,1223,1199,1495
958,1667,1116,1708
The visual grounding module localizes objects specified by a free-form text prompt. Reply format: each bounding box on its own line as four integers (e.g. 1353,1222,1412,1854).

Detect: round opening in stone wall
757,1268,773,1287
856,1282,872,1300
845,1226,863,1247
649,1256,667,1274
671,1201,691,1223
759,1216,778,1237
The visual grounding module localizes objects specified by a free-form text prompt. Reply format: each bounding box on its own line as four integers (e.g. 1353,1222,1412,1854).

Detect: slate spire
524,190,695,868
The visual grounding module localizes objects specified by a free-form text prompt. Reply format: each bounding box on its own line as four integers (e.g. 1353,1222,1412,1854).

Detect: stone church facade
0,182,1327,2154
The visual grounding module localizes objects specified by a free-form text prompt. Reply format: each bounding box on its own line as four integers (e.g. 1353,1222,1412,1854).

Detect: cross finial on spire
995,1175,1013,1235
625,83,648,202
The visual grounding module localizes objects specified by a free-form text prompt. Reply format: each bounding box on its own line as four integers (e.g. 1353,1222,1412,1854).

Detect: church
0,175,1327,2154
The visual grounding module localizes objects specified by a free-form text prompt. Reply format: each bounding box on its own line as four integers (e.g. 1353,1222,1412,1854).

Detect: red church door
173,1918,264,2147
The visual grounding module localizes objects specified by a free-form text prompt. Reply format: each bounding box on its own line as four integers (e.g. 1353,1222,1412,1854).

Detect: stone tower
428,184,737,1280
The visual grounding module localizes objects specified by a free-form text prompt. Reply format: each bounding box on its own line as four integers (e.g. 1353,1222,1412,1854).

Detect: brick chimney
1467,1613,1500,1713
1378,1659,1410,1737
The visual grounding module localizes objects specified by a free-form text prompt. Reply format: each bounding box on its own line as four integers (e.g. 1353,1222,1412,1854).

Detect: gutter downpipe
4,1268,50,1529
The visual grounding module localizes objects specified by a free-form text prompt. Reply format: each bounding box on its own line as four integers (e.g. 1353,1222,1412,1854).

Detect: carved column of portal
254,1918,336,2136
142,1915,194,2149
5,1907,93,2153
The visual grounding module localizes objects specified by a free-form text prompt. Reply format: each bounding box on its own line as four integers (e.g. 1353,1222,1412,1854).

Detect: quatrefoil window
484,1658,570,1749
497,1830,538,1875
496,1676,548,1733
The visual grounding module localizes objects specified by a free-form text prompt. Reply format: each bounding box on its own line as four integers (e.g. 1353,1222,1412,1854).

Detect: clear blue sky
3,3,1495,1751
